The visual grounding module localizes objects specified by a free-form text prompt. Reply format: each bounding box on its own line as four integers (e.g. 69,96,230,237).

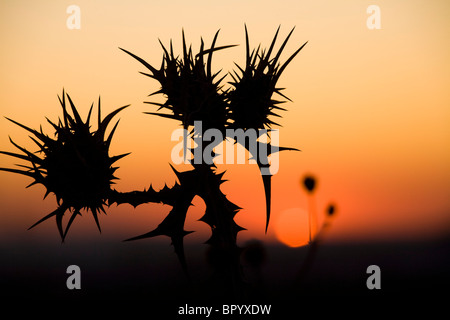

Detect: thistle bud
326,204,336,217
302,175,316,193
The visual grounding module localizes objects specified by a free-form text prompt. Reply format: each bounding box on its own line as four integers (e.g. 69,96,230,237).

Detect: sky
0,0,449,248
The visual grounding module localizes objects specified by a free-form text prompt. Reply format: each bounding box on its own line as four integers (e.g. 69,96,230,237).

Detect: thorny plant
0,26,310,297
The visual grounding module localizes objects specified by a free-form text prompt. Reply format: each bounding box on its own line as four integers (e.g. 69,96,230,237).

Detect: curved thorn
119,47,159,75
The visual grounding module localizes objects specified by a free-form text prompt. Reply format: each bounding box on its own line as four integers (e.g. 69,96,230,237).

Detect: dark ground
1,234,449,315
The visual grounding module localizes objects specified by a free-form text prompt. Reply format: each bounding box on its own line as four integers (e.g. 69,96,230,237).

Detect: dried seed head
326,203,336,217
302,175,316,193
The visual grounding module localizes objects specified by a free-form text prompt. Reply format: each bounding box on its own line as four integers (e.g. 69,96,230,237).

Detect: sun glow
275,207,310,247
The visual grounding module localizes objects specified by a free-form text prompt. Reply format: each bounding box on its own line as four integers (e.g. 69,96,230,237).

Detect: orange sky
1,0,449,247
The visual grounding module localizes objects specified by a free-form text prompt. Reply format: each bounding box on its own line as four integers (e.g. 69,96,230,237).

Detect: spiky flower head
0,91,129,241
120,30,236,134
228,25,307,130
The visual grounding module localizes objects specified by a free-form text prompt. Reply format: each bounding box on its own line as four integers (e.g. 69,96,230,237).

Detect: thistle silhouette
0,91,129,241
302,175,318,243
228,25,306,232
292,176,338,293
0,26,307,297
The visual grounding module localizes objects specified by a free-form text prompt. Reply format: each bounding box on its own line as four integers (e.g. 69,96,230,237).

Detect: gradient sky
0,0,449,247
